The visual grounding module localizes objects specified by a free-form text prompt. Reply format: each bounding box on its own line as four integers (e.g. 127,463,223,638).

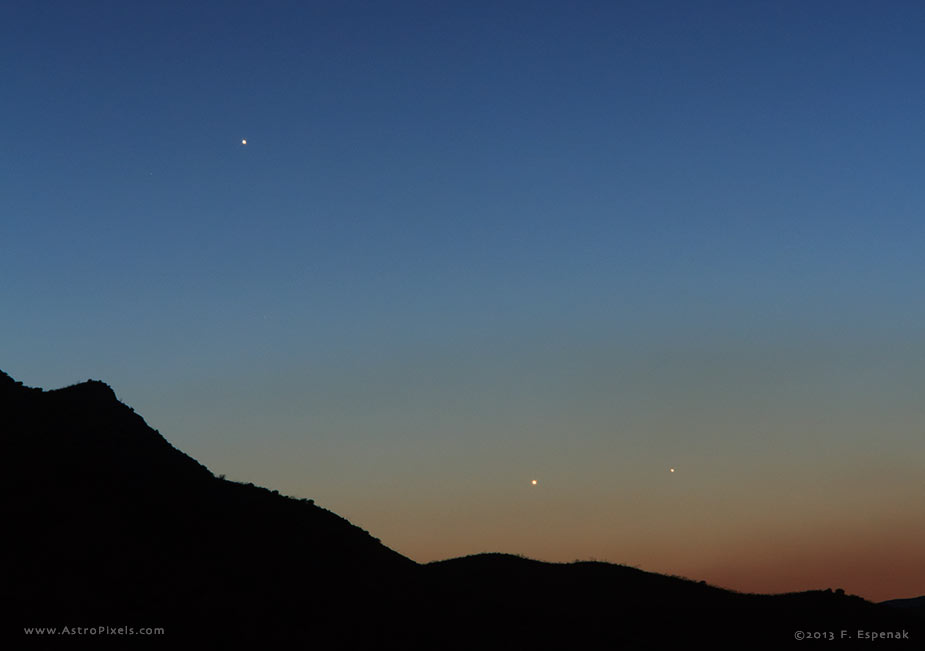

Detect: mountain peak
52,377,118,401
0,371,118,400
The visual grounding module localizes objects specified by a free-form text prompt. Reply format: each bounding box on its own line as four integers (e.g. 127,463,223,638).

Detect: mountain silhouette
3,370,920,648
882,596,925,616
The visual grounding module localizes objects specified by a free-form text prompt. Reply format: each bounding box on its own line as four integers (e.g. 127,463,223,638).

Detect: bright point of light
670,468,675,473
241,139,247,145
531,479,538,485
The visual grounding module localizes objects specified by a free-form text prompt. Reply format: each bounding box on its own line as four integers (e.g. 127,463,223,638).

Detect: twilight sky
3,1,924,601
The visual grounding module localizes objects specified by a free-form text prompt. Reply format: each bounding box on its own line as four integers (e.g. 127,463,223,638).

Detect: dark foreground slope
883,596,925,615
2,370,920,649
1,371,418,647
425,554,920,649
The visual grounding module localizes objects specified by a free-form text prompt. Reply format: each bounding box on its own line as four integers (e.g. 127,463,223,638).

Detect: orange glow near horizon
295,455,925,604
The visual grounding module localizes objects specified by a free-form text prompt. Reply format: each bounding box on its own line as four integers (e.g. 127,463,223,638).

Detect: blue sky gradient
3,1,924,600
